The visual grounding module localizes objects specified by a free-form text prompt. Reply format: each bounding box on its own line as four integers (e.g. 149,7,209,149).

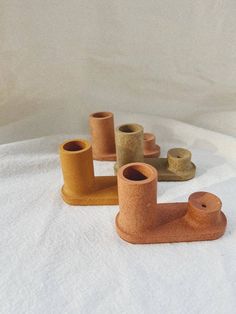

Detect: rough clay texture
114,125,195,180
143,133,160,157
115,124,144,171
89,112,116,161
90,112,160,161
146,148,196,181
116,162,226,244
60,139,118,205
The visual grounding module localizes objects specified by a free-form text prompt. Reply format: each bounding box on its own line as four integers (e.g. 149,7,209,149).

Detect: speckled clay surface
115,162,226,244
60,139,118,205
147,148,196,181
143,133,160,157
114,124,144,172
89,112,116,161
89,112,160,161
114,123,195,180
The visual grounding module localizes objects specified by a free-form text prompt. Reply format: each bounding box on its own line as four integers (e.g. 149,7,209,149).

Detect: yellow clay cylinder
60,139,95,197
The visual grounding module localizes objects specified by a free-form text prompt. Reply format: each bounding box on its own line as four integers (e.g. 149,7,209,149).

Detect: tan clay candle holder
89,112,116,161
115,163,227,244
89,112,160,161
59,139,118,205
114,123,196,181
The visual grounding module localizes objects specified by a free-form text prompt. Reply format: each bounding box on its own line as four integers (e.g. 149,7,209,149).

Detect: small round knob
167,148,191,172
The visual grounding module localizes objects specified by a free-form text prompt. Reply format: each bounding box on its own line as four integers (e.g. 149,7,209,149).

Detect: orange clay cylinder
115,162,227,244
89,112,116,161
117,163,157,234
60,140,95,198
143,133,160,158
59,139,118,205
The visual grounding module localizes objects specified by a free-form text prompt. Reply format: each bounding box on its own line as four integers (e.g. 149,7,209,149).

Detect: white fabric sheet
0,112,236,314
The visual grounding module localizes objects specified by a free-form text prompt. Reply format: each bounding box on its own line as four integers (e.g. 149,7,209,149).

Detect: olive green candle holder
114,123,196,181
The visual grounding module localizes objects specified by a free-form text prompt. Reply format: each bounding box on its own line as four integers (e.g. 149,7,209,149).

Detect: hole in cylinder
119,124,141,133
92,112,111,118
201,203,207,208
123,165,152,181
63,141,87,152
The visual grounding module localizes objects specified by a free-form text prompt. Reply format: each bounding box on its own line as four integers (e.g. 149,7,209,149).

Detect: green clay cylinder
114,124,144,172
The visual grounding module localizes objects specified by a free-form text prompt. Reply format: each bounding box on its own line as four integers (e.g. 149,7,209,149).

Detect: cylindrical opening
122,164,154,181
63,140,88,152
91,112,113,119
118,124,142,134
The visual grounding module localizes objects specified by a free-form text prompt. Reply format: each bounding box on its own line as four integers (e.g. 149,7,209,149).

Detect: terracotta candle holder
114,123,196,181
89,112,116,161
59,139,118,205
115,163,227,244
89,112,160,161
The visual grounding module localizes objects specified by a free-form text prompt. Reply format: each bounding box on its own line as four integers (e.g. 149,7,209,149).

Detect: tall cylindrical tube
60,139,95,198
116,162,158,234
89,112,116,160
115,124,144,172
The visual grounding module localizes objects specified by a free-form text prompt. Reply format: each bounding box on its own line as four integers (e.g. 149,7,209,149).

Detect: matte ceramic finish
89,112,160,160
114,124,144,172
114,125,195,180
60,139,118,205
115,163,227,244
143,133,160,157
89,112,116,161
147,148,196,181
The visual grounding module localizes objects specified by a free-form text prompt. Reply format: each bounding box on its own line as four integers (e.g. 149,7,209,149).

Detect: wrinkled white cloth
0,113,235,314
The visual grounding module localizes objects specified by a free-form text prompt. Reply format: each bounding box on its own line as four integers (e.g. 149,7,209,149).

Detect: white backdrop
0,0,236,143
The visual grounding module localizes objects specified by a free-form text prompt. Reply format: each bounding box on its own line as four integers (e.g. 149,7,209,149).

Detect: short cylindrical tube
115,124,144,171
143,133,156,151
60,139,95,197
167,148,192,172
187,192,223,226
117,163,158,234
89,112,116,160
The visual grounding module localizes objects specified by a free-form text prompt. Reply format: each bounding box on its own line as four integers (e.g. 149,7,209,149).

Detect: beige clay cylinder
60,139,95,197
167,148,192,173
116,163,158,234
89,112,116,160
115,124,144,172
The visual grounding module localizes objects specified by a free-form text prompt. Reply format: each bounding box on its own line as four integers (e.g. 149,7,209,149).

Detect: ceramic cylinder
89,112,116,159
60,139,95,196
187,192,223,226
115,124,144,171
167,148,192,172
143,133,156,152
117,162,157,234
